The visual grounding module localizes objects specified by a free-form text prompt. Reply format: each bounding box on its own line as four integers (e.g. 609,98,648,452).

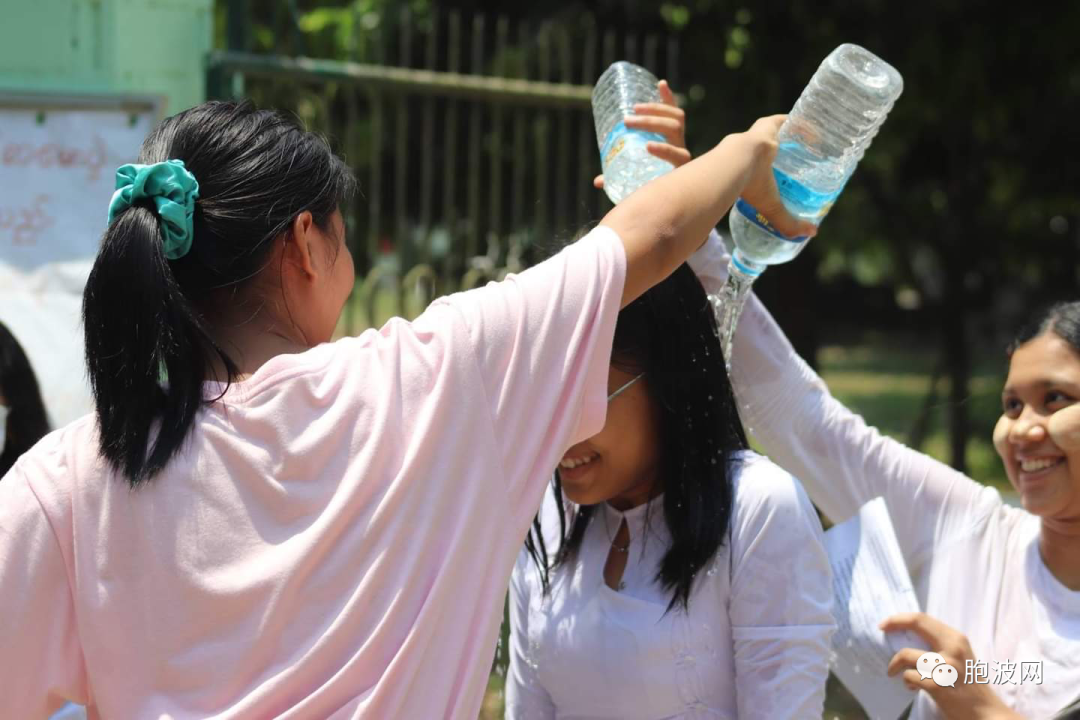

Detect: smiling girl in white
504,91,834,718
691,232,1080,719
505,256,835,720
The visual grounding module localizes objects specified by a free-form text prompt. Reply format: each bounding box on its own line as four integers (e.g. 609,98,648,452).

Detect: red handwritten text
0,133,108,183
0,195,54,247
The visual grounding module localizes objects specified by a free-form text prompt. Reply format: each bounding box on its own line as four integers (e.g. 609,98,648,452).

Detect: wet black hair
83,100,356,486
526,259,748,612
1009,300,1080,358
0,321,50,477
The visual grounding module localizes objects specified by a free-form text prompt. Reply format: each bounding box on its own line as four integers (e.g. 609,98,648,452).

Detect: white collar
599,493,667,544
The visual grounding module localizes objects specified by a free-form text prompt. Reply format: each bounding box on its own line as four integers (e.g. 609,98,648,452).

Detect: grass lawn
816,331,1010,496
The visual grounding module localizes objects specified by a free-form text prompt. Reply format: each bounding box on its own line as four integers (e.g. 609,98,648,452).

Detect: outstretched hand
594,80,691,190
881,612,1025,720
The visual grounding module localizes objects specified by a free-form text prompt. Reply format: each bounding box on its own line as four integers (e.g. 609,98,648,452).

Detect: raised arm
605,116,816,308
443,116,815,519
687,233,1001,577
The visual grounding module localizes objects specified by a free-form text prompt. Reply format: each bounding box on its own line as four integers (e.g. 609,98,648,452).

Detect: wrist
709,134,759,188
732,131,776,163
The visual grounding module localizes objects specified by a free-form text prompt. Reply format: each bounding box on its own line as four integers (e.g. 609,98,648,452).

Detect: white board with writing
0,96,159,430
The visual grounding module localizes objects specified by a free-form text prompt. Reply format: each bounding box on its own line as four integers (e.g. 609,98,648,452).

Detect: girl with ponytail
0,100,811,718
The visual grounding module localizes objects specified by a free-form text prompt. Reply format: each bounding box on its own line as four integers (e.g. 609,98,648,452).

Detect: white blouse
689,231,1080,719
505,451,835,719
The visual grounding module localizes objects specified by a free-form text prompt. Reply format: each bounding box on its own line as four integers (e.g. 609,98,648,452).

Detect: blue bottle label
773,167,843,221
734,198,809,243
600,121,666,167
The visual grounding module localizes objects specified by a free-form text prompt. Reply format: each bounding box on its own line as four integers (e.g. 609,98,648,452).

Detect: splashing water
710,258,760,373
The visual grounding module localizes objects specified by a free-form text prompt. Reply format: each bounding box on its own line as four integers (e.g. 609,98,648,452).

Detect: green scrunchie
107,159,200,260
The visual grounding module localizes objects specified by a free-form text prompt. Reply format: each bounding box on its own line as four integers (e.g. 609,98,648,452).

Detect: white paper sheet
824,497,922,720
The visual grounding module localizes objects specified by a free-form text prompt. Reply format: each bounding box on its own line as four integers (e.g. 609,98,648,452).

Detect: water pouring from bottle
713,43,903,369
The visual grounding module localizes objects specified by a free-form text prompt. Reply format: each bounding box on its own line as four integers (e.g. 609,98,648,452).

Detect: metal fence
208,3,679,334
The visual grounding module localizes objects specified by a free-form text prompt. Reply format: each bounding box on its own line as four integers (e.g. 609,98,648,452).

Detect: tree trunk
941,258,970,474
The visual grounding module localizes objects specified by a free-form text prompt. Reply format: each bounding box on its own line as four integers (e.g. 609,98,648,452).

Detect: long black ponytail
83,101,355,486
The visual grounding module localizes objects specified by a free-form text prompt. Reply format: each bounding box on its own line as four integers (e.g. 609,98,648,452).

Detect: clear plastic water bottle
592,61,674,204
715,43,903,365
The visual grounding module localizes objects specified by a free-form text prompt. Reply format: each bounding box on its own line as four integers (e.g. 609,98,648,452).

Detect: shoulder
433,224,624,316
1,413,100,533
244,311,473,402
982,488,1041,545
729,450,819,524
7,412,100,482
725,452,831,595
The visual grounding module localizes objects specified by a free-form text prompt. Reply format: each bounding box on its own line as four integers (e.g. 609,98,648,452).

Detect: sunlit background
4,2,1079,717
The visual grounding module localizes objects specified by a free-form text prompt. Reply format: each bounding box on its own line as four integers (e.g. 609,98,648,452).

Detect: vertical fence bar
624,32,638,64
667,35,679,89
554,27,572,240
598,29,617,217
394,7,411,283
466,15,485,260
344,87,363,333
367,29,385,277
349,2,363,60
442,11,462,284
226,0,249,51
510,20,528,241
644,34,659,74
488,16,508,260
602,28,617,67
419,8,438,269
578,19,597,227
533,23,551,246
286,0,304,56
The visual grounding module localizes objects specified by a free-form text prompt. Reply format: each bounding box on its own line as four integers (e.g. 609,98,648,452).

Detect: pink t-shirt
0,227,625,719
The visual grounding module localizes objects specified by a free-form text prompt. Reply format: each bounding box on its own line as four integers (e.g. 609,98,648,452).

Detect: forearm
689,238,996,569
602,134,766,307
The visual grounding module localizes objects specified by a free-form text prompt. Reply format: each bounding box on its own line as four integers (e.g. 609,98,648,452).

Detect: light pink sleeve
0,454,88,718
438,226,625,507
687,230,1000,577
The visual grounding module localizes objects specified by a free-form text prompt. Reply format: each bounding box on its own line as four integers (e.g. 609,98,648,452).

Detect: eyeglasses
607,372,645,402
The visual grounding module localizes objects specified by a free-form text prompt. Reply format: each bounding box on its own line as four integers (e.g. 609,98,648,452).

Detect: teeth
1020,458,1062,473
559,454,598,470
